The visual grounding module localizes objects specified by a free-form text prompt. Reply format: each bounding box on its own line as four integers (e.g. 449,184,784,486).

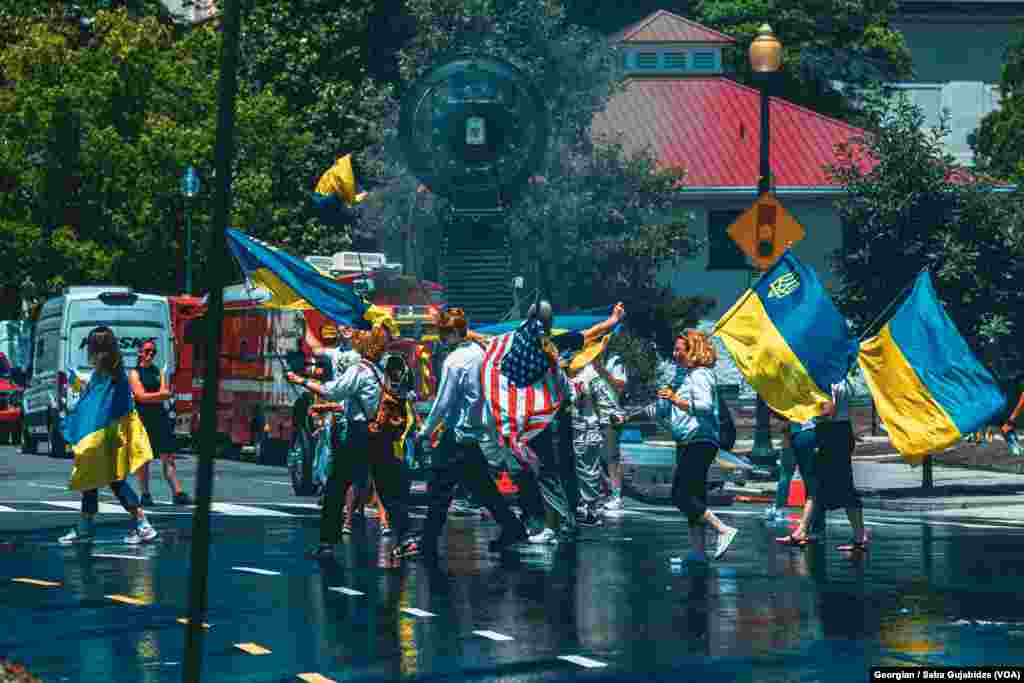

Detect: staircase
441,227,512,323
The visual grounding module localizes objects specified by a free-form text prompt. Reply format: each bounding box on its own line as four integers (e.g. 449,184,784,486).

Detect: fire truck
180,253,448,469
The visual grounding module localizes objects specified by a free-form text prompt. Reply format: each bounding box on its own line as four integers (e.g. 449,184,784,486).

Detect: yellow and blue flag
857,271,1005,464
226,228,388,330
312,154,367,224
714,250,857,422
63,369,153,492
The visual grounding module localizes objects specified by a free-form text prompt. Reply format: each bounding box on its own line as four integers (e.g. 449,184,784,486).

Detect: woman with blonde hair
645,329,737,564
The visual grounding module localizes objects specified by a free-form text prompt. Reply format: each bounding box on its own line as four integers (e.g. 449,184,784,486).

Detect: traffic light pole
181,0,241,679
751,73,774,460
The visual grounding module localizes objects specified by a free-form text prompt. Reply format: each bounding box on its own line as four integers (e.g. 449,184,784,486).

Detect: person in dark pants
646,330,737,564
814,379,868,553
287,317,414,560
415,308,529,558
129,340,191,506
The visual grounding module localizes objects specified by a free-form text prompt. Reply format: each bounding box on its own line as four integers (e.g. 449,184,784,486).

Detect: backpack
360,361,407,438
717,387,736,451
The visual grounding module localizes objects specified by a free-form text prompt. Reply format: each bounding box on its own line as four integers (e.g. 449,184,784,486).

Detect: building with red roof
592,10,868,318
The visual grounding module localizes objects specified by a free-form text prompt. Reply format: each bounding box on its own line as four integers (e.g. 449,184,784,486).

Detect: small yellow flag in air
315,154,367,206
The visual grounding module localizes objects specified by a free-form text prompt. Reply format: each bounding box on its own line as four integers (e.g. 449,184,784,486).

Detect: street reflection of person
645,330,737,564
287,316,414,560
129,340,191,507
813,378,869,553
58,326,158,545
491,301,626,544
414,307,529,559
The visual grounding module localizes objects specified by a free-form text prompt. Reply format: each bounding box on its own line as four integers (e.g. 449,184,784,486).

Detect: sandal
836,540,868,552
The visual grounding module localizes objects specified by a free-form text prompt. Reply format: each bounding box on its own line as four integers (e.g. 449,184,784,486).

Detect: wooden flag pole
182,0,242,679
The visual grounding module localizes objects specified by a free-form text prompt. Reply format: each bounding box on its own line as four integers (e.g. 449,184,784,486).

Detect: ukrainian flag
858,271,1005,464
312,154,367,224
63,370,153,492
226,228,389,330
714,250,857,422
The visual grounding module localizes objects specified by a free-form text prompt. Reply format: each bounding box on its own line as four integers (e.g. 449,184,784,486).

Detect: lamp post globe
749,24,782,73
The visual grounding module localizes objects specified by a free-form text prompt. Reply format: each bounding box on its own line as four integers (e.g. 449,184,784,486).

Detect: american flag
481,331,565,474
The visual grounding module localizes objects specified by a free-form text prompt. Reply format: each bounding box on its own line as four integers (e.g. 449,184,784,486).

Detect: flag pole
857,265,928,342
182,0,242,678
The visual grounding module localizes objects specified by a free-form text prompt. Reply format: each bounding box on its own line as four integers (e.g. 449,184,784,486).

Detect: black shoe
173,492,192,505
140,493,154,507
577,510,603,527
489,525,528,552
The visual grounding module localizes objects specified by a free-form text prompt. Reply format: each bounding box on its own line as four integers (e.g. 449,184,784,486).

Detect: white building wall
657,196,843,321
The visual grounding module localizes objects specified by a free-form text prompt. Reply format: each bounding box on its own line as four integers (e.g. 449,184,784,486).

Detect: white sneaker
59,527,94,545
602,497,624,512
125,524,158,545
528,527,557,544
714,527,738,560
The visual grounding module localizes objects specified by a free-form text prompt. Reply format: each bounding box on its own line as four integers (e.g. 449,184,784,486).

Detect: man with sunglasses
129,340,191,506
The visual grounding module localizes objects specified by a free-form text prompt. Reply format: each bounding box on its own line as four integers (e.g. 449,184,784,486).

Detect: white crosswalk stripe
210,502,294,517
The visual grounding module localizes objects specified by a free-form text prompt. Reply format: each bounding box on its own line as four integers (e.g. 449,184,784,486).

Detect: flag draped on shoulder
857,271,1005,464
312,154,367,224
481,320,565,475
63,370,153,492
226,228,389,330
714,250,857,422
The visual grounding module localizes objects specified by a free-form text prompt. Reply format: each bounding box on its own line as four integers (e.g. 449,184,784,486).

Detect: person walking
775,418,826,546
814,377,869,553
287,317,414,560
414,307,530,558
129,340,191,506
595,339,628,512
646,330,737,565
59,326,158,545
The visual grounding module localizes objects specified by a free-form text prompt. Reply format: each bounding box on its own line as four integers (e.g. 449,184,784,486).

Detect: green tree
827,91,1024,375
970,29,1024,182
363,0,703,318
693,0,913,124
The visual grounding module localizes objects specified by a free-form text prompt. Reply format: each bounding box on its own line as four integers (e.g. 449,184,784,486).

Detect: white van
22,287,174,457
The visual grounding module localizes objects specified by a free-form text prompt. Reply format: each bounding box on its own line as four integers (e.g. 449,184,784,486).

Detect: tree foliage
970,29,1024,182
827,91,1024,375
693,0,913,124
362,0,703,319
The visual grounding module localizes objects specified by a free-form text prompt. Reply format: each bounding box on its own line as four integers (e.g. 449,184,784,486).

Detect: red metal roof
611,10,735,45
591,78,868,189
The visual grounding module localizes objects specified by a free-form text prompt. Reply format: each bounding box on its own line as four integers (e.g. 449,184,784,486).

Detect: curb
860,496,1024,512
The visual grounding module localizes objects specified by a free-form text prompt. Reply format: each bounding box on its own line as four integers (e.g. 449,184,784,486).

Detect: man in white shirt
415,307,530,558
595,347,627,511
287,318,414,560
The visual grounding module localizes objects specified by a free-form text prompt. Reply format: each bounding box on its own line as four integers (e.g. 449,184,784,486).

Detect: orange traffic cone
786,471,807,507
496,471,518,495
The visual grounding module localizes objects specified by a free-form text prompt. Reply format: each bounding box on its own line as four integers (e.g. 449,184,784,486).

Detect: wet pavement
3,498,1024,683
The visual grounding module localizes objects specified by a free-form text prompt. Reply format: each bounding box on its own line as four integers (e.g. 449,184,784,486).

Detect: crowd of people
53,305,1024,565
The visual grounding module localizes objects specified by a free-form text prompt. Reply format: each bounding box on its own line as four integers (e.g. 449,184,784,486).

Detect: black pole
922,455,933,490
182,0,242,679
751,77,773,459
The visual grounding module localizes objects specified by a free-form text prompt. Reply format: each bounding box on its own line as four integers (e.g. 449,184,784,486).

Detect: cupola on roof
611,10,735,45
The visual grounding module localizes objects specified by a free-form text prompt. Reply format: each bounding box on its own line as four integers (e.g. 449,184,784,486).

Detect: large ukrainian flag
714,250,857,422
63,370,153,492
858,271,1005,464
312,154,367,225
226,228,389,330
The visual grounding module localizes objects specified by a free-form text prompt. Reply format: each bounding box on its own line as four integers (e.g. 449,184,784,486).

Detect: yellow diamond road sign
727,193,806,270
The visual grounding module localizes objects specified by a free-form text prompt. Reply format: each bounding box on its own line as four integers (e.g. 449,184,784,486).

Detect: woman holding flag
59,327,158,545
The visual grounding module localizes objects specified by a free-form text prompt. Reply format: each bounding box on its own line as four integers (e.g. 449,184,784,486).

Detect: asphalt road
3,446,1024,683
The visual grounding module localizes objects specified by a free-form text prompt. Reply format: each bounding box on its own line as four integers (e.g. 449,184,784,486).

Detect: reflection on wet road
3,503,1024,682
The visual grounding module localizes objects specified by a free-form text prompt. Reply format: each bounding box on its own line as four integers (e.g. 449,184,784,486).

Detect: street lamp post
749,24,783,460
180,165,200,295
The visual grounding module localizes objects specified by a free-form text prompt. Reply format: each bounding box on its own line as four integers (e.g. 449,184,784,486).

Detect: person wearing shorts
775,419,826,546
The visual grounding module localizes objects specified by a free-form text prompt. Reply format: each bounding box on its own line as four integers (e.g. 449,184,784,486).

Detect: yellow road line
176,618,211,629
105,594,149,606
12,578,62,587
234,643,271,655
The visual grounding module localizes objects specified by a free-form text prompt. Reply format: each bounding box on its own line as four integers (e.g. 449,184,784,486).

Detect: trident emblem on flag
766,271,800,299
